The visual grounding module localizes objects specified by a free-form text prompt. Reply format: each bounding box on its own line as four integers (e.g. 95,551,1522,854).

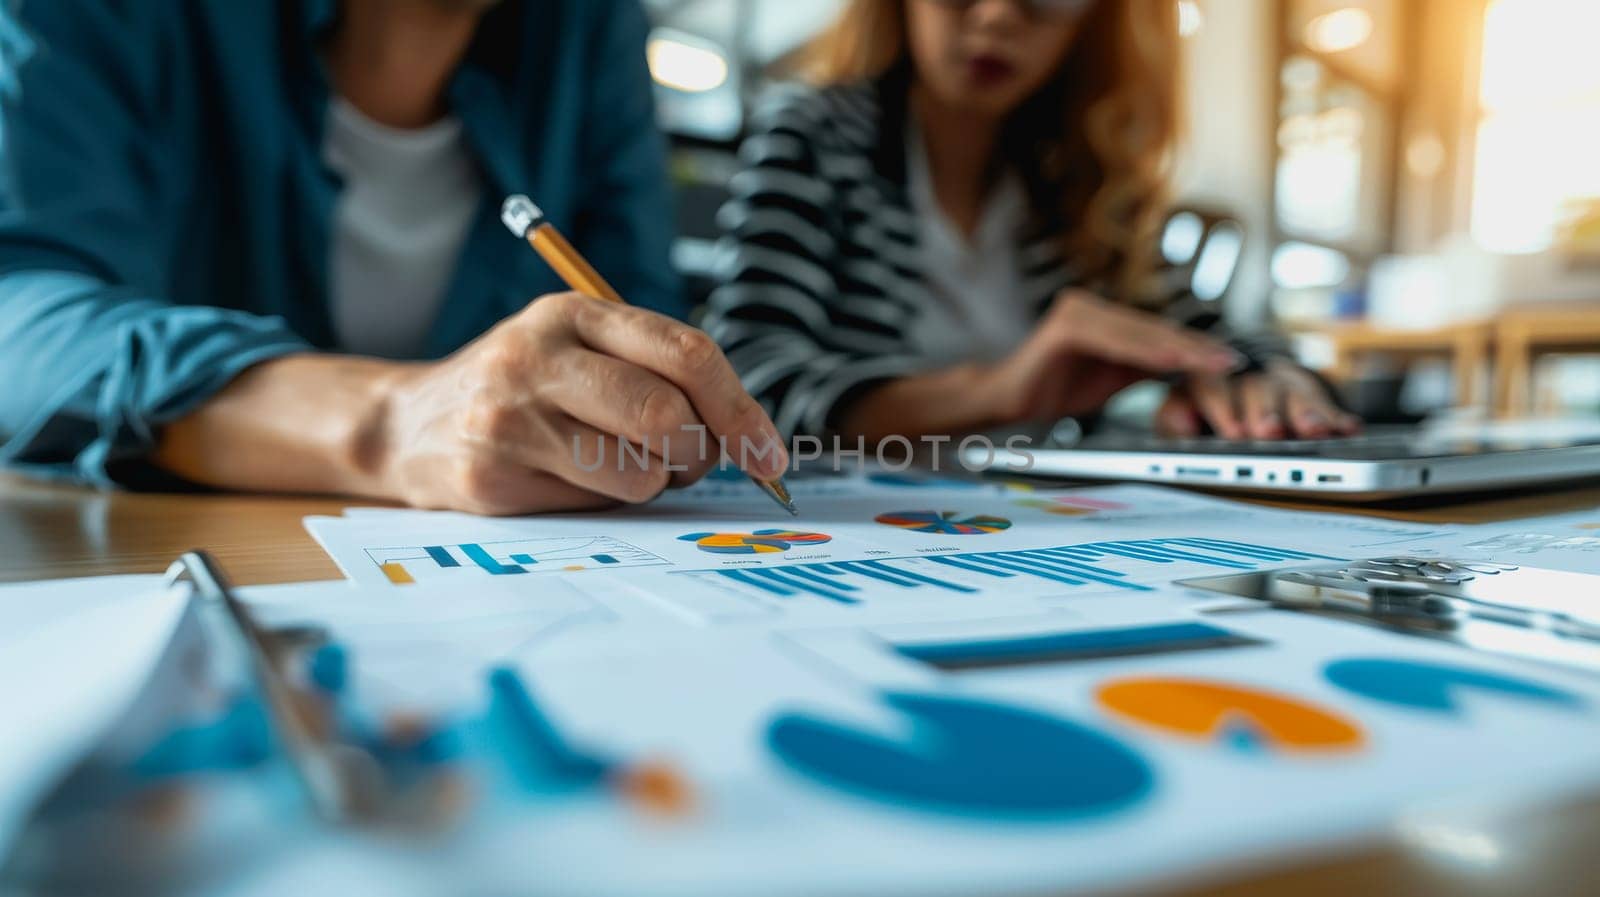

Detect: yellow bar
380,562,416,585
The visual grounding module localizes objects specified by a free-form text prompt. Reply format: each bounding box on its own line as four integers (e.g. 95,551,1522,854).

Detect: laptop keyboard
1155,434,1407,456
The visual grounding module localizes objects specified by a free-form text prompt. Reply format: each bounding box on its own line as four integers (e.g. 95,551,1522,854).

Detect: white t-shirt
323,97,482,358
904,123,1036,365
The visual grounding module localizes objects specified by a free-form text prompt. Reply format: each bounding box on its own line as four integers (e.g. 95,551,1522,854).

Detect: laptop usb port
1175,466,1220,478
1235,466,1253,478
1317,474,1344,484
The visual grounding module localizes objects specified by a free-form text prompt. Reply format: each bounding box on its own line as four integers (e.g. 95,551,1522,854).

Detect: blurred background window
1269,0,1402,300
1469,0,1600,254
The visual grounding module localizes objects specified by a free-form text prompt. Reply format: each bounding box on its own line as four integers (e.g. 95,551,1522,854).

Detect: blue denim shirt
0,0,682,485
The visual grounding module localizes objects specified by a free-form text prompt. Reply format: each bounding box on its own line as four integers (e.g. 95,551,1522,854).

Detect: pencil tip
501,195,543,238
758,476,799,516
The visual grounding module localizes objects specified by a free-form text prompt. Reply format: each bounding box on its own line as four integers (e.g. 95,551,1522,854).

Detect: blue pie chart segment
767,691,1153,820
1324,658,1585,715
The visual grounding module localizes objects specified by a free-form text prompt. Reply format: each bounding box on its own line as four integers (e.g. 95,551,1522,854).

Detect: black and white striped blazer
702,76,1258,439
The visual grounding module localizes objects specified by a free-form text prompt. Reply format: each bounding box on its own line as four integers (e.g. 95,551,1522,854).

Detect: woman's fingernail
1209,351,1246,372
1300,414,1329,433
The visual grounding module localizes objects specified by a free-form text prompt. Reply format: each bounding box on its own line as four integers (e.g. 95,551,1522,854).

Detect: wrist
337,359,419,500
837,363,1008,441
965,361,1019,427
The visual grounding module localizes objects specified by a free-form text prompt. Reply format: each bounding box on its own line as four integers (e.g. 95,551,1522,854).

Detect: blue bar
460,543,527,575
718,569,795,597
1017,550,1129,577
1139,544,1259,568
926,555,1016,578
1096,542,1255,569
1086,542,1185,563
857,560,978,592
592,554,620,564
989,552,1148,590
895,622,1254,671
750,568,860,605
953,555,1086,586
777,566,862,592
1203,537,1335,560
831,561,923,588
1161,538,1295,562
425,545,461,568
511,554,537,565
1043,546,1124,563
959,553,1152,592
1171,538,1336,562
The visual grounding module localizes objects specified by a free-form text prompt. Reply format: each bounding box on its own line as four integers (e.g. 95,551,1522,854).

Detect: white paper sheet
0,575,190,853
191,591,1600,897
1419,505,1600,573
10,477,1595,897
452,608,1600,897
267,480,1600,896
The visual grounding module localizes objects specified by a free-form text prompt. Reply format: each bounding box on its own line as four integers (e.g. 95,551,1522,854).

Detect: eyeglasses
919,0,1096,20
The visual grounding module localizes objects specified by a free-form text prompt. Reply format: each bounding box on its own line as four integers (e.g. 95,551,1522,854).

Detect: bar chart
366,537,669,584
665,538,1338,613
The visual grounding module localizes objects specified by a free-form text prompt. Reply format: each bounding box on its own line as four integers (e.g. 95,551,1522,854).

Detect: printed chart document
270,492,1600,897
307,478,1462,630
18,476,1594,897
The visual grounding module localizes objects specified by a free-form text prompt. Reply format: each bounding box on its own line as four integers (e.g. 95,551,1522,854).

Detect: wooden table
1494,303,1600,417
1309,303,1600,417
1317,319,1494,409
4,473,1600,896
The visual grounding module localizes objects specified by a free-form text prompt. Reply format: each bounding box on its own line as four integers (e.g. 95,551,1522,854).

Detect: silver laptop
966,417,1600,500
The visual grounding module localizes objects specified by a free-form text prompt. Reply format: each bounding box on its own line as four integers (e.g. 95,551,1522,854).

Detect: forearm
835,363,1004,442
151,353,408,498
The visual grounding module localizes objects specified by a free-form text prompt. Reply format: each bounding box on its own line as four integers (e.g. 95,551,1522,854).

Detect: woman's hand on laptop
835,291,1352,444
979,290,1244,422
1155,359,1361,440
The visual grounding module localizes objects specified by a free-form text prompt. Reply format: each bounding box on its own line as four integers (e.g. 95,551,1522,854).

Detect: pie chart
768,691,1153,818
1016,496,1131,516
1324,657,1584,715
678,530,833,555
1096,677,1365,754
874,510,1013,535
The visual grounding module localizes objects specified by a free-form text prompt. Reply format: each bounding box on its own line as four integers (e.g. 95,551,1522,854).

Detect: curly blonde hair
799,0,1181,300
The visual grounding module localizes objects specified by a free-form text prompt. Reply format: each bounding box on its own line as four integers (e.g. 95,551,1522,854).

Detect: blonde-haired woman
704,0,1356,444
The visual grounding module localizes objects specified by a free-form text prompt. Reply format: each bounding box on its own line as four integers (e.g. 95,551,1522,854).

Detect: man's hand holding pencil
375,291,790,515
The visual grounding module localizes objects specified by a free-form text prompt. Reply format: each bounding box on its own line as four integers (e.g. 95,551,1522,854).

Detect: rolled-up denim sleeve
0,271,308,484
0,1,309,485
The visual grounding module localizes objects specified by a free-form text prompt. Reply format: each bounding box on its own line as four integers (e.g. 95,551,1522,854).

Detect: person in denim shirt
0,0,788,513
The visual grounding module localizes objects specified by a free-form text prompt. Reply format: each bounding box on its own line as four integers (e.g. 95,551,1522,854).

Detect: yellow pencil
500,195,796,515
